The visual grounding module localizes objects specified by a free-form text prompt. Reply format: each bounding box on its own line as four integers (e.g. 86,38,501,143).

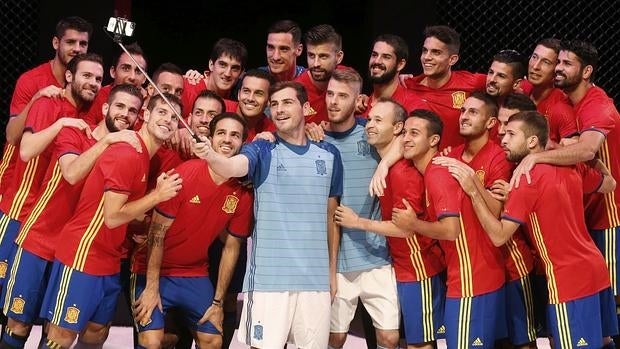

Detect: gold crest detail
10,297,25,314
451,91,467,109
222,195,239,214
476,170,485,184
65,306,80,324
0,261,7,278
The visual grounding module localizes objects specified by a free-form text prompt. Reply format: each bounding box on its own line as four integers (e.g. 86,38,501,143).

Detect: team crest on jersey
0,261,7,278
451,91,466,109
475,170,485,184
253,324,263,340
357,140,371,157
222,195,239,214
315,160,327,175
65,306,80,324
10,297,25,314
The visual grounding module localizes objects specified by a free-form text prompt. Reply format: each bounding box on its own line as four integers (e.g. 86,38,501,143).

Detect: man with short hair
40,93,182,349
486,49,527,104
260,20,305,82
497,93,537,137
227,69,276,140
294,24,344,124
192,81,343,349
460,110,617,349
0,84,143,349
362,34,427,117
83,43,148,125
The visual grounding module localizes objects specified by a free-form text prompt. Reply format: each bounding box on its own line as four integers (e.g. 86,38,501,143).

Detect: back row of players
0,15,618,349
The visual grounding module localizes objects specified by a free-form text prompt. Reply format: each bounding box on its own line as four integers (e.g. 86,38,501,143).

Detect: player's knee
138,330,164,349
375,329,399,349
78,322,110,345
196,332,222,349
46,324,78,348
328,332,347,348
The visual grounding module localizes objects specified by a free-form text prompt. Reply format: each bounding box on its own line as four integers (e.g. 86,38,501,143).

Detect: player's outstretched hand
104,129,141,152
184,69,204,85
198,303,224,333
133,287,162,328
398,74,414,87
392,199,417,231
191,135,211,159
155,169,182,202
355,94,369,114
252,131,276,142
439,146,452,157
60,117,92,139
305,122,326,142
510,153,537,189
334,205,360,229
369,161,389,197
36,85,64,100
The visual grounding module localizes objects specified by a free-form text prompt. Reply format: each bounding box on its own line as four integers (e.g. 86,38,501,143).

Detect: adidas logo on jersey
576,338,588,347
189,195,201,204
472,337,484,346
277,163,287,171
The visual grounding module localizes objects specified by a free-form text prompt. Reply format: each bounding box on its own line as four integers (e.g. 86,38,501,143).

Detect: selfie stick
104,18,201,142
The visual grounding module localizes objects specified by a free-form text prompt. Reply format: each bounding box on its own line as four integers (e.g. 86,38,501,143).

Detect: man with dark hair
361,34,427,117
402,25,487,149
192,81,343,349
260,20,305,82
230,69,276,140
497,93,537,137
182,38,247,117
486,50,527,103
3,16,93,203
84,43,148,125
526,38,578,146
0,84,143,349
294,24,344,124
457,110,617,349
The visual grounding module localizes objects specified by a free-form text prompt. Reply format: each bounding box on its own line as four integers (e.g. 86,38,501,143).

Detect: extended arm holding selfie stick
104,17,202,142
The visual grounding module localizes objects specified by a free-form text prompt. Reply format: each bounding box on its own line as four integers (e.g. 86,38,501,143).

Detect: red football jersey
378,159,444,282
2,62,63,199
404,71,487,149
449,141,534,281
424,161,505,298
0,98,82,221
503,164,610,303
224,100,276,143
132,159,253,276
17,127,97,260
54,137,150,275
361,84,429,118
534,88,578,144
576,87,620,230
83,84,112,125
294,70,329,124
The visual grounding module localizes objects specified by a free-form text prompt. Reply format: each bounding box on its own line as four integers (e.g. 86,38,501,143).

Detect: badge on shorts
475,170,485,184
451,91,466,109
10,297,25,314
222,195,239,214
0,261,7,278
253,324,263,340
315,159,327,175
65,306,80,324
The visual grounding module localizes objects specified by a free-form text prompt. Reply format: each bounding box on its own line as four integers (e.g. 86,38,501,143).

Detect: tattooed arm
133,210,173,325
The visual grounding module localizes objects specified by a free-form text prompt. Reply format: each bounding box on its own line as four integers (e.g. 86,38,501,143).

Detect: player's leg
237,291,294,349
76,273,121,347
328,270,361,348
131,274,167,349
397,274,445,349
289,291,331,349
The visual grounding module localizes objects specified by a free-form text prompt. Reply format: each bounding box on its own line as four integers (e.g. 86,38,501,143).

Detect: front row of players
0,56,618,349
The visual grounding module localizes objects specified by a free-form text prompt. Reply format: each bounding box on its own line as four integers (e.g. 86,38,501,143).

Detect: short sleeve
577,95,616,136
576,163,604,195
24,98,61,133
227,191,254,238
389,160,424,214
240,140,273,187
502,184,536,225
328,146,344,198
101,145,142,194
55,127,87,159
426,165,461,219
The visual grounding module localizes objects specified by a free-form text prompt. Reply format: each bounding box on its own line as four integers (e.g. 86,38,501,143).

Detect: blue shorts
209,238,247,294
444,288,505,349
40,260,121,332
131,274,218,334
1,246,52,323
0,211,21,286
590,227,620,295
547,288,618,349
397,274,445,344
505,275,537,345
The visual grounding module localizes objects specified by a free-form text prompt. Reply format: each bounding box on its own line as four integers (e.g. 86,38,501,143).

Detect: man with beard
0,84,143,349
486,50,527,105
133,112,253,349
457,111,617,349
402,25,487,149
294,24,344,124
361,34,427,117
526,38,578,147
3,16,92,205
40,93,183,349
182,39,247,118
323,71,400,349
192,81,343,349
512,40,620,332
83,43,148,125
0,53,103,289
